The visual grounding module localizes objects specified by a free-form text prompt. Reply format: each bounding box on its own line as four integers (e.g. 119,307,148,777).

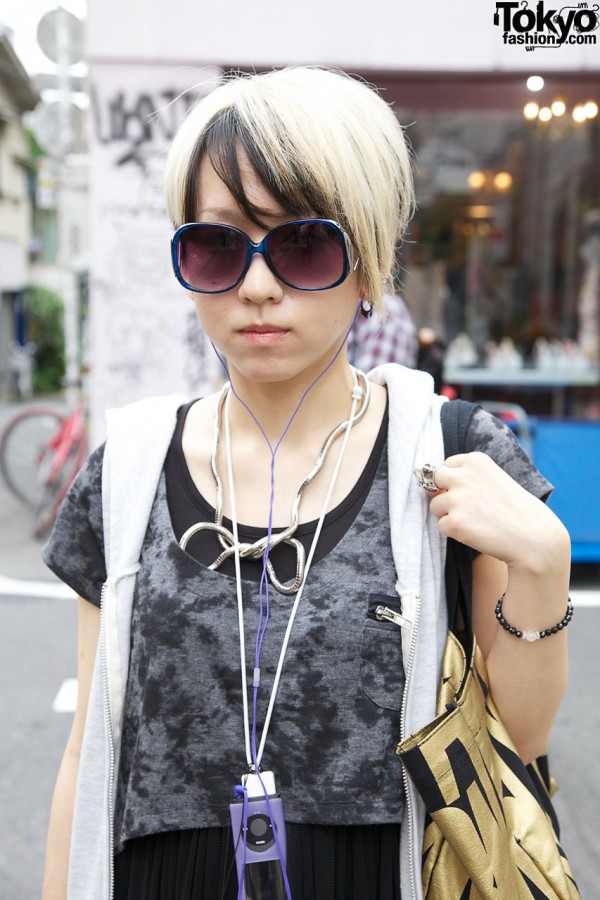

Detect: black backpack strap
440,400,478,635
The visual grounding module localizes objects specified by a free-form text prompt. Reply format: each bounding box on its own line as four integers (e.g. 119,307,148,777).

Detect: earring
360,299,374,319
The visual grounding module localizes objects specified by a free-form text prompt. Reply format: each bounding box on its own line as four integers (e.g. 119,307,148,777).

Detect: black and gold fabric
397,632,580,899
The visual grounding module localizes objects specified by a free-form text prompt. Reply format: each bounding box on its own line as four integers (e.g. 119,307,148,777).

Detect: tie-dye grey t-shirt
42,403,551,850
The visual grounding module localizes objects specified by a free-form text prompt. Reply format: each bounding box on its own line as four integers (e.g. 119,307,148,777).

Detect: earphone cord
224,371,363,770
212,303,363,769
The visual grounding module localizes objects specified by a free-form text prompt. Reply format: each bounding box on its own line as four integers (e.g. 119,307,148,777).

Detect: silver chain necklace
179,368,371,593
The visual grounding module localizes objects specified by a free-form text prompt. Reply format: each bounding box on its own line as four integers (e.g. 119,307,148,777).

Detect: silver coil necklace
179,368,371,594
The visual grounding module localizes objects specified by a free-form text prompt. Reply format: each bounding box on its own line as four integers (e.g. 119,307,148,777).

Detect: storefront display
384,74,600,418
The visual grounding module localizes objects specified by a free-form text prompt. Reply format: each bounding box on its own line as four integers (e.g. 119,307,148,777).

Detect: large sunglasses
171,218,355,294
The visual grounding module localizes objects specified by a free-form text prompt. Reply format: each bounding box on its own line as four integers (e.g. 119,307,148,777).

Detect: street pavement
0,401,599,899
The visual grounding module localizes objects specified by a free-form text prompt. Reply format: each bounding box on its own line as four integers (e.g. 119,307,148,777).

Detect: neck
225,356,357,450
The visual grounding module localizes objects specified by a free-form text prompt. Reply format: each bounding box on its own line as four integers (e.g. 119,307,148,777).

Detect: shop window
398,106,600,377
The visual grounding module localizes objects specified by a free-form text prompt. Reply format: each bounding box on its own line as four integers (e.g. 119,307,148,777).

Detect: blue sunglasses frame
171,217,355,294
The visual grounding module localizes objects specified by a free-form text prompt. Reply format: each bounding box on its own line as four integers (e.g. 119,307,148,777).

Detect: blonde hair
164,66,414,311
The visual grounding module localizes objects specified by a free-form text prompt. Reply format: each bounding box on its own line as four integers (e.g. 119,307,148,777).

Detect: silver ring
413,463,439,492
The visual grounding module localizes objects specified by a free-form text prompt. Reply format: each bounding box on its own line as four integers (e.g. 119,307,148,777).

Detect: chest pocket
359,594,405,710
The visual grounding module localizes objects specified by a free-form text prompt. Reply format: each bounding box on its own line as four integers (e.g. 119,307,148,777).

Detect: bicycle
0,399,88,539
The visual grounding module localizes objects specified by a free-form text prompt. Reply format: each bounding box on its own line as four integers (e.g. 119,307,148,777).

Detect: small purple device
229,772,288,900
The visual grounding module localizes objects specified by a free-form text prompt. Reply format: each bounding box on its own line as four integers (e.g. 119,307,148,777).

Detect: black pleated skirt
114,823,401,900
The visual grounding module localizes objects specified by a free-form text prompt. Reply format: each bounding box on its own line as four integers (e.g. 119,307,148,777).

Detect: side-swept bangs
184,106,332,227
165,67,414,310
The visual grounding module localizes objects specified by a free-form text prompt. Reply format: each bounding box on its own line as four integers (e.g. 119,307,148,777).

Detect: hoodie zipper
374,604,412,630
398,590,422,900
100,579,116,900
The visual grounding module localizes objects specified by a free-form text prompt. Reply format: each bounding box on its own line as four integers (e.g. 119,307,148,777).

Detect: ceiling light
493,172,513,191
527,76,545,92
524,101,539,120
467,171,486,190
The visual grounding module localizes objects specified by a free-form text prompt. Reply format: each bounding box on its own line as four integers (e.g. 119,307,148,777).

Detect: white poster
88,62,221,445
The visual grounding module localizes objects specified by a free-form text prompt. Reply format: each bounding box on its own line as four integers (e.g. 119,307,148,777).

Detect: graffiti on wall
88,65,221,443
92,84,200,168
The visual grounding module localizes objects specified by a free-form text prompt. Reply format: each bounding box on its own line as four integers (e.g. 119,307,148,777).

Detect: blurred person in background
347,295,446,395
347,291,419,370
416,326,446,394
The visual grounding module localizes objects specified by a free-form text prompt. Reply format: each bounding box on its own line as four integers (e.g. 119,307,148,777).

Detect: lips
240,324,287,334
239,324,289,345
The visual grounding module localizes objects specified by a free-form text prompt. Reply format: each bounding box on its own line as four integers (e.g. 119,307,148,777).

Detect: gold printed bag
397,632,580,899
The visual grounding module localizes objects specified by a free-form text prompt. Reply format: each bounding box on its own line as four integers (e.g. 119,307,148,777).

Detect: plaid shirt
347,294,419,371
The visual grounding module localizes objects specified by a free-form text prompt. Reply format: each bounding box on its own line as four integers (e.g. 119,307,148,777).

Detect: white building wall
0,88,31,287
0,75,34,399
88,0,600,72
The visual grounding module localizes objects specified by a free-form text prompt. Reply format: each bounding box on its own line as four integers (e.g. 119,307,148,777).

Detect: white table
443,366,599,416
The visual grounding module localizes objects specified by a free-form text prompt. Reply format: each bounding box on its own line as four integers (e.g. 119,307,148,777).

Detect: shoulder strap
440,398,475,458
440,400,478,634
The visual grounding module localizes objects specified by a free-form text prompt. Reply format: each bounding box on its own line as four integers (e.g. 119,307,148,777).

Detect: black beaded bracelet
494,594,574,642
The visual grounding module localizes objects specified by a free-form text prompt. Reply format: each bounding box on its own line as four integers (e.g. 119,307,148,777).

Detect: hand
427,452,567,572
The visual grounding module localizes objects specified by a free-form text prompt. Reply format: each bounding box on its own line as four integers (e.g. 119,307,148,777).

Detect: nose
238,251,284,305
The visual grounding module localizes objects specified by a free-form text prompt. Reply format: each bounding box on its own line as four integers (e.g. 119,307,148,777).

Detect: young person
41,66,571,900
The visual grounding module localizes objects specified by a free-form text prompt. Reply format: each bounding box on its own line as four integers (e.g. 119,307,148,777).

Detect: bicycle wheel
0,406,65,508
32,434,87,540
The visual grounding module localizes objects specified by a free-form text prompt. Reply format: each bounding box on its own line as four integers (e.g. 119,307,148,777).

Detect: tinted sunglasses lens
177,225,247,292
268,221,347,289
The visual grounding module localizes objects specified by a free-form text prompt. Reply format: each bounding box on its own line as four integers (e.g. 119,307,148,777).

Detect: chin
224,342,344,388
226,355,317,387
233,364,300,386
